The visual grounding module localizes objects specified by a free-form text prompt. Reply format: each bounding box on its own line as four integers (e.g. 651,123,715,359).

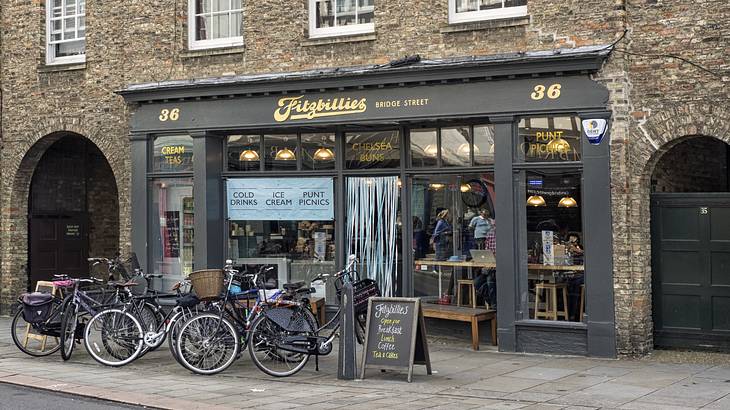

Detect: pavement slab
2,317,730,409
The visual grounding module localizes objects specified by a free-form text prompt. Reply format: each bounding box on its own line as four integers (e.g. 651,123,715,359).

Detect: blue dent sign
227,177,334,221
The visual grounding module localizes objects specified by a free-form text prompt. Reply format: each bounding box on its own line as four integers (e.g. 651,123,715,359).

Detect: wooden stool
579,284,585,322
457,279,477,308
23,281,62,352
534,283,569,320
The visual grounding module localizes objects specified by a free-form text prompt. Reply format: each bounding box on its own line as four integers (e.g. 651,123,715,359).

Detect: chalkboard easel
359,297,432,383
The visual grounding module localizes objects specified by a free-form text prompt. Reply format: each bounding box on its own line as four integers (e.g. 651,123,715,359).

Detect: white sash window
449,0,527,24
46,0,86,65
188,0,244,50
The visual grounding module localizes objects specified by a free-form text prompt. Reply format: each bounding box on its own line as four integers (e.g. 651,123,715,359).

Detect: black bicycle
247,255,379,377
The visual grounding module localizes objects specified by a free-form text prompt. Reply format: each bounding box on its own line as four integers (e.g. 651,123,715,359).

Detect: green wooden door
651,194,730,350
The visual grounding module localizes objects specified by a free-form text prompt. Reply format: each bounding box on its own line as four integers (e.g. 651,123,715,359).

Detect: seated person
474,268,497,310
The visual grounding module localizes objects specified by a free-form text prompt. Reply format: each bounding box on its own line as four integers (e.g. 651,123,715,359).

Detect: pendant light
313,147,334,161
429,183,445,190
527,195,546,207
558,196,578,208
239,137,260,161
460,183,471,193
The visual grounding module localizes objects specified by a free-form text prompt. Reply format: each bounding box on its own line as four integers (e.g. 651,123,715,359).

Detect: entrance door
29,214,89,288
651,194,730,349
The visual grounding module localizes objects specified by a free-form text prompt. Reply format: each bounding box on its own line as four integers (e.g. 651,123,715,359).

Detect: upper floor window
309,0,374,39
188,0,243,50
46,0,86,65
449,0,527,24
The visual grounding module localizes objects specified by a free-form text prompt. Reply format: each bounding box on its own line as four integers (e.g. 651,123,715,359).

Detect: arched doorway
650,136,730,350
28,134,119,288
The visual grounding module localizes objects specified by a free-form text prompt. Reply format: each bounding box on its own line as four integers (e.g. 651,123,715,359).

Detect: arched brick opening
0,132,120,313
613,103,730,356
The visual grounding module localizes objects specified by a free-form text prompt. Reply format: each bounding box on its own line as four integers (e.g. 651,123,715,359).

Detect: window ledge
516,319,587,330
180,46,245,59
441,16,529,33
302,33,377,47
37,62,87,73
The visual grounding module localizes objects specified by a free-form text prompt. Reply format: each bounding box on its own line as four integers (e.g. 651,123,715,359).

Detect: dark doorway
651,137,730,350
28,136,119,289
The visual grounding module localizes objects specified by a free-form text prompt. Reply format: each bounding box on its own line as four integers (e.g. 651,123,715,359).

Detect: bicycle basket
337,279,380,315
189,269,224,301
20,292,54,324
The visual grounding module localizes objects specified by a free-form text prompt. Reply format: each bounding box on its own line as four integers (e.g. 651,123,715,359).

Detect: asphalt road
0,383,142,410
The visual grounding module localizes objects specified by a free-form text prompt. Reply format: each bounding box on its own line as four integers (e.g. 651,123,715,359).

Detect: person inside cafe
469,209,494,250
431,209,452,261
474,219,497,310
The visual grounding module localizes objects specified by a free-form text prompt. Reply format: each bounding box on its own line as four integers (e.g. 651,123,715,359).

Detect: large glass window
345,130,400,169
188,0,244,50
449,0,527,24
410,128,438,168
412,173,496,309
409,124,493,168
523,169,584,322
441,126,472,167
309,0,375,39
47,0,86,65
150,178,195,281
265,134,299,171
153,135,194,172
227,135,261,171
518,116,582,162
302,133,336,170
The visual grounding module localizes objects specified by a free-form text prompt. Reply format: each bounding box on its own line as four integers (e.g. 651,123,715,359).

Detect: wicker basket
189,269,224,301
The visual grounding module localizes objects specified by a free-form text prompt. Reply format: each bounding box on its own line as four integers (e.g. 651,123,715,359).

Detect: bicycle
174,262,291,375
58,276,119,361
10,277,75,357
83,278,201,367
247,254,377,377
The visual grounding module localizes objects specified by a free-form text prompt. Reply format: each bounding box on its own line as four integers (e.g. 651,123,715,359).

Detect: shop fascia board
117,46,611,103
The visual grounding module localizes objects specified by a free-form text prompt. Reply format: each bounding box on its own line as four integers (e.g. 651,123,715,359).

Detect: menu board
360,297,431,382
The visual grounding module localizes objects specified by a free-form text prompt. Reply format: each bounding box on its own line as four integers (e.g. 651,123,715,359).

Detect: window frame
46,0,86,65
308,0,375,39
187,0,244,51
448,0,527,24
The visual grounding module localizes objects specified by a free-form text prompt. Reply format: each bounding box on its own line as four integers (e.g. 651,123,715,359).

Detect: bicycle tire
175,313,240,375
135,302,165,357
84,309,144,367
247,309,313,378
59,301,78,361
10,309,61,357
167,308,193,364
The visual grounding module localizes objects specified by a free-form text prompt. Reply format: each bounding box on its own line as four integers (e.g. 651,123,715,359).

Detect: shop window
410,128,438,168
473,124,496,165
523,170,585,322
228,135,262,171
518,116,582,162
265,134,298,171
412,173,496,309
46,0,86,65
152,135,194,172
227,176,336,290
150,178,194,278
441,127,472,167
188,0,243,50
345,130,400,169
309,0,374,39
449,0,527,24
301,133,336,170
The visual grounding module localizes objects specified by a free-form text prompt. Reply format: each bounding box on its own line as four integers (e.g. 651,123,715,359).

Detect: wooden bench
421,304,497,351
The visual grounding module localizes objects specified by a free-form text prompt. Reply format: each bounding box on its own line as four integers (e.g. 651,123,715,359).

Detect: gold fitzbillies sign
274,96,367,122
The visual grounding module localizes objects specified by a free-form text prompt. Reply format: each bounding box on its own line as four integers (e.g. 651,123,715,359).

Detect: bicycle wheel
59,301,78,361
247,309,314,377
167,308,193,363
84,309,144,367
176,313,240,375
136,302,165,355
11,309,61,357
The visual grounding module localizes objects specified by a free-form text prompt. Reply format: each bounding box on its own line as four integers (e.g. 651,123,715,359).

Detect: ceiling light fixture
526,195,546,207
558,196,578,208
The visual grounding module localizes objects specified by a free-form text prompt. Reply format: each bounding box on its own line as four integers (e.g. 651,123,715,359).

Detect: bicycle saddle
108,280,138,288
176,293,200,308
283,281,306,291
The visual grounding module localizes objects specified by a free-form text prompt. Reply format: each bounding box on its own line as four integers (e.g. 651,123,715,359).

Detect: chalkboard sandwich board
359,297,431,382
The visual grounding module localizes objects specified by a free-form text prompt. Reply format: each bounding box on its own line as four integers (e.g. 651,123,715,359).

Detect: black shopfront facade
120,48,616,357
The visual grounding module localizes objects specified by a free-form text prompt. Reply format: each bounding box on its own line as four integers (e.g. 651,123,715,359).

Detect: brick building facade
0,0,728,357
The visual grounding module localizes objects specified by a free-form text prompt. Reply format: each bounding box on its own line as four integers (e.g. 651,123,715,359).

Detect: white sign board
227,177,334,221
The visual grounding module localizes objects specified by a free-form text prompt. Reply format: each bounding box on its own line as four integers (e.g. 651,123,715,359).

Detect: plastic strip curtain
346,176,398,297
